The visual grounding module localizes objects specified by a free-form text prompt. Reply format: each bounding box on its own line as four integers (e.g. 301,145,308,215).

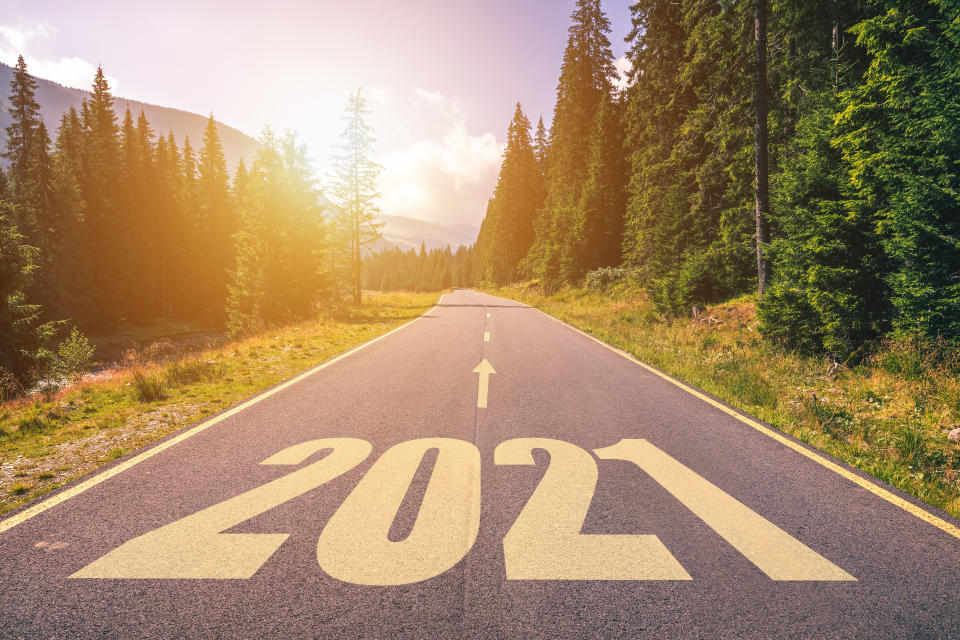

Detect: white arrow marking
472,359,496,409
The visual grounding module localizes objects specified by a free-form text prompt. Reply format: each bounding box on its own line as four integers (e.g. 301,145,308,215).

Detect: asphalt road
2,289,959,639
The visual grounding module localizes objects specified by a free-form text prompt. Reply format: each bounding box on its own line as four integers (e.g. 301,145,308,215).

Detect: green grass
493,282,960,519
0,291,439,516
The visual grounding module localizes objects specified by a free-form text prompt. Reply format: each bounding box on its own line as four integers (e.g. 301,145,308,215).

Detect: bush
53,328,95,380
585,267,634,292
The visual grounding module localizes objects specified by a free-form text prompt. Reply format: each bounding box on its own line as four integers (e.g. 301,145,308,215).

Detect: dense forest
466,0,960,360
0,57,378,390
364,244,474,292
5,0,960,391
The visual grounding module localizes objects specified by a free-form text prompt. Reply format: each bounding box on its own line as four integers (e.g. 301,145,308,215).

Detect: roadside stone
949,428,960,443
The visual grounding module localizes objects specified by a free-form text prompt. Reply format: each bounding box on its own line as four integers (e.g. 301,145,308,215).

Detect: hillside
0,61,258,171
318,194,478,252
379,214,478,251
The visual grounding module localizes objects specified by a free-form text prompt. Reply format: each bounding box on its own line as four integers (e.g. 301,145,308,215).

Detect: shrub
54,328,95,380
585,267,634,292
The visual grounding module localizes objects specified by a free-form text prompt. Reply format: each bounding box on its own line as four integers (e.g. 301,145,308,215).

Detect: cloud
614,55,632,92
0,23,118,91
377,88,503,227
413,87,463,122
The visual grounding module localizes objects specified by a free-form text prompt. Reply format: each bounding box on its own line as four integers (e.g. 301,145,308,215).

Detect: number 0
317,438,481,585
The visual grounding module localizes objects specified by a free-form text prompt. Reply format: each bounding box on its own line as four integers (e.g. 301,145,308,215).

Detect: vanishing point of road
1,289,959,639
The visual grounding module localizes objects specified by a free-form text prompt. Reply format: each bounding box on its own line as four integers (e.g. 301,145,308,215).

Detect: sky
0,1,632,227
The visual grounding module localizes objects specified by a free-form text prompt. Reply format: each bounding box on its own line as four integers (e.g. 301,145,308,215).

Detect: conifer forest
470,0,960,362
4,0,960,392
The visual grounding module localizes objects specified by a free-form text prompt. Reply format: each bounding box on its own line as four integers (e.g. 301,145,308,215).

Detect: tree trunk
753,0,770,298
354,213,361,304
354,97,362,305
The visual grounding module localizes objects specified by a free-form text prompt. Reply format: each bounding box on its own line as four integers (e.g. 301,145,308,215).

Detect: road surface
1,289,959,639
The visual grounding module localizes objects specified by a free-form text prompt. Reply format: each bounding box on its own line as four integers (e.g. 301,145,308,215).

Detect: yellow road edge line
0,301,442,536
530,306,960,541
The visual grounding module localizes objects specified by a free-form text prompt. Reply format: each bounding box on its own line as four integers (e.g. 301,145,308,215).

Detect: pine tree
49,112,93,327
197,115,236,322
227,139,269,337
177,134,206,317
24,119,62,315
568,97,627,277
833,0,960,343
474,103,545,285
80,66,124,327
534,117,549,177
758,0,879,357
622,0,757,311
155,132,188,319
621,0,693,292
120,109,164,323
328,88,383,303
228,129,331,336
524,0,617,286
0,208,57,384
3,56,41,197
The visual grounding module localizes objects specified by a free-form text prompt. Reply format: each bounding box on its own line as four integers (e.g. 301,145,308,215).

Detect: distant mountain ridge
318,194,478,252
0,61,258,171
379,214,478,251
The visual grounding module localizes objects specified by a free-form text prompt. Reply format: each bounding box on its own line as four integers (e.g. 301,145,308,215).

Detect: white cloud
614,55,632,92
413,87,463,122
377,86,503,227
379,122,503,227
0,23,118,91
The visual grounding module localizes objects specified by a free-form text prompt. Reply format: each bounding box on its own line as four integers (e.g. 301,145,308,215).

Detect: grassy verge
0,291,438,516
494,283,960,518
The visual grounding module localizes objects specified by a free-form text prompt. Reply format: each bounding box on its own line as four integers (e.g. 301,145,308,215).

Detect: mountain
0,61,258,171
379,215,478,251
318,194,478,252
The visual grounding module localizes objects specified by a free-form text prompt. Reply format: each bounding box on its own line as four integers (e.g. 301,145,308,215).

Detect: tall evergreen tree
474,103,545,285
49,111,93,326
534,117,549,177
3,56,41,198
833,0,960,343
568,97,627,276
623,0,758,311
228,129,331,337
0,208,56,384
759,0,880,357
79,66,124,327
197,115,236,322
754,0,771,297
524,0,617,285
328,88,383,303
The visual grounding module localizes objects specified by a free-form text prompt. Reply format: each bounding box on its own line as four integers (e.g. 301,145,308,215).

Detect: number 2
71,438,371,579
495,438,690,580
